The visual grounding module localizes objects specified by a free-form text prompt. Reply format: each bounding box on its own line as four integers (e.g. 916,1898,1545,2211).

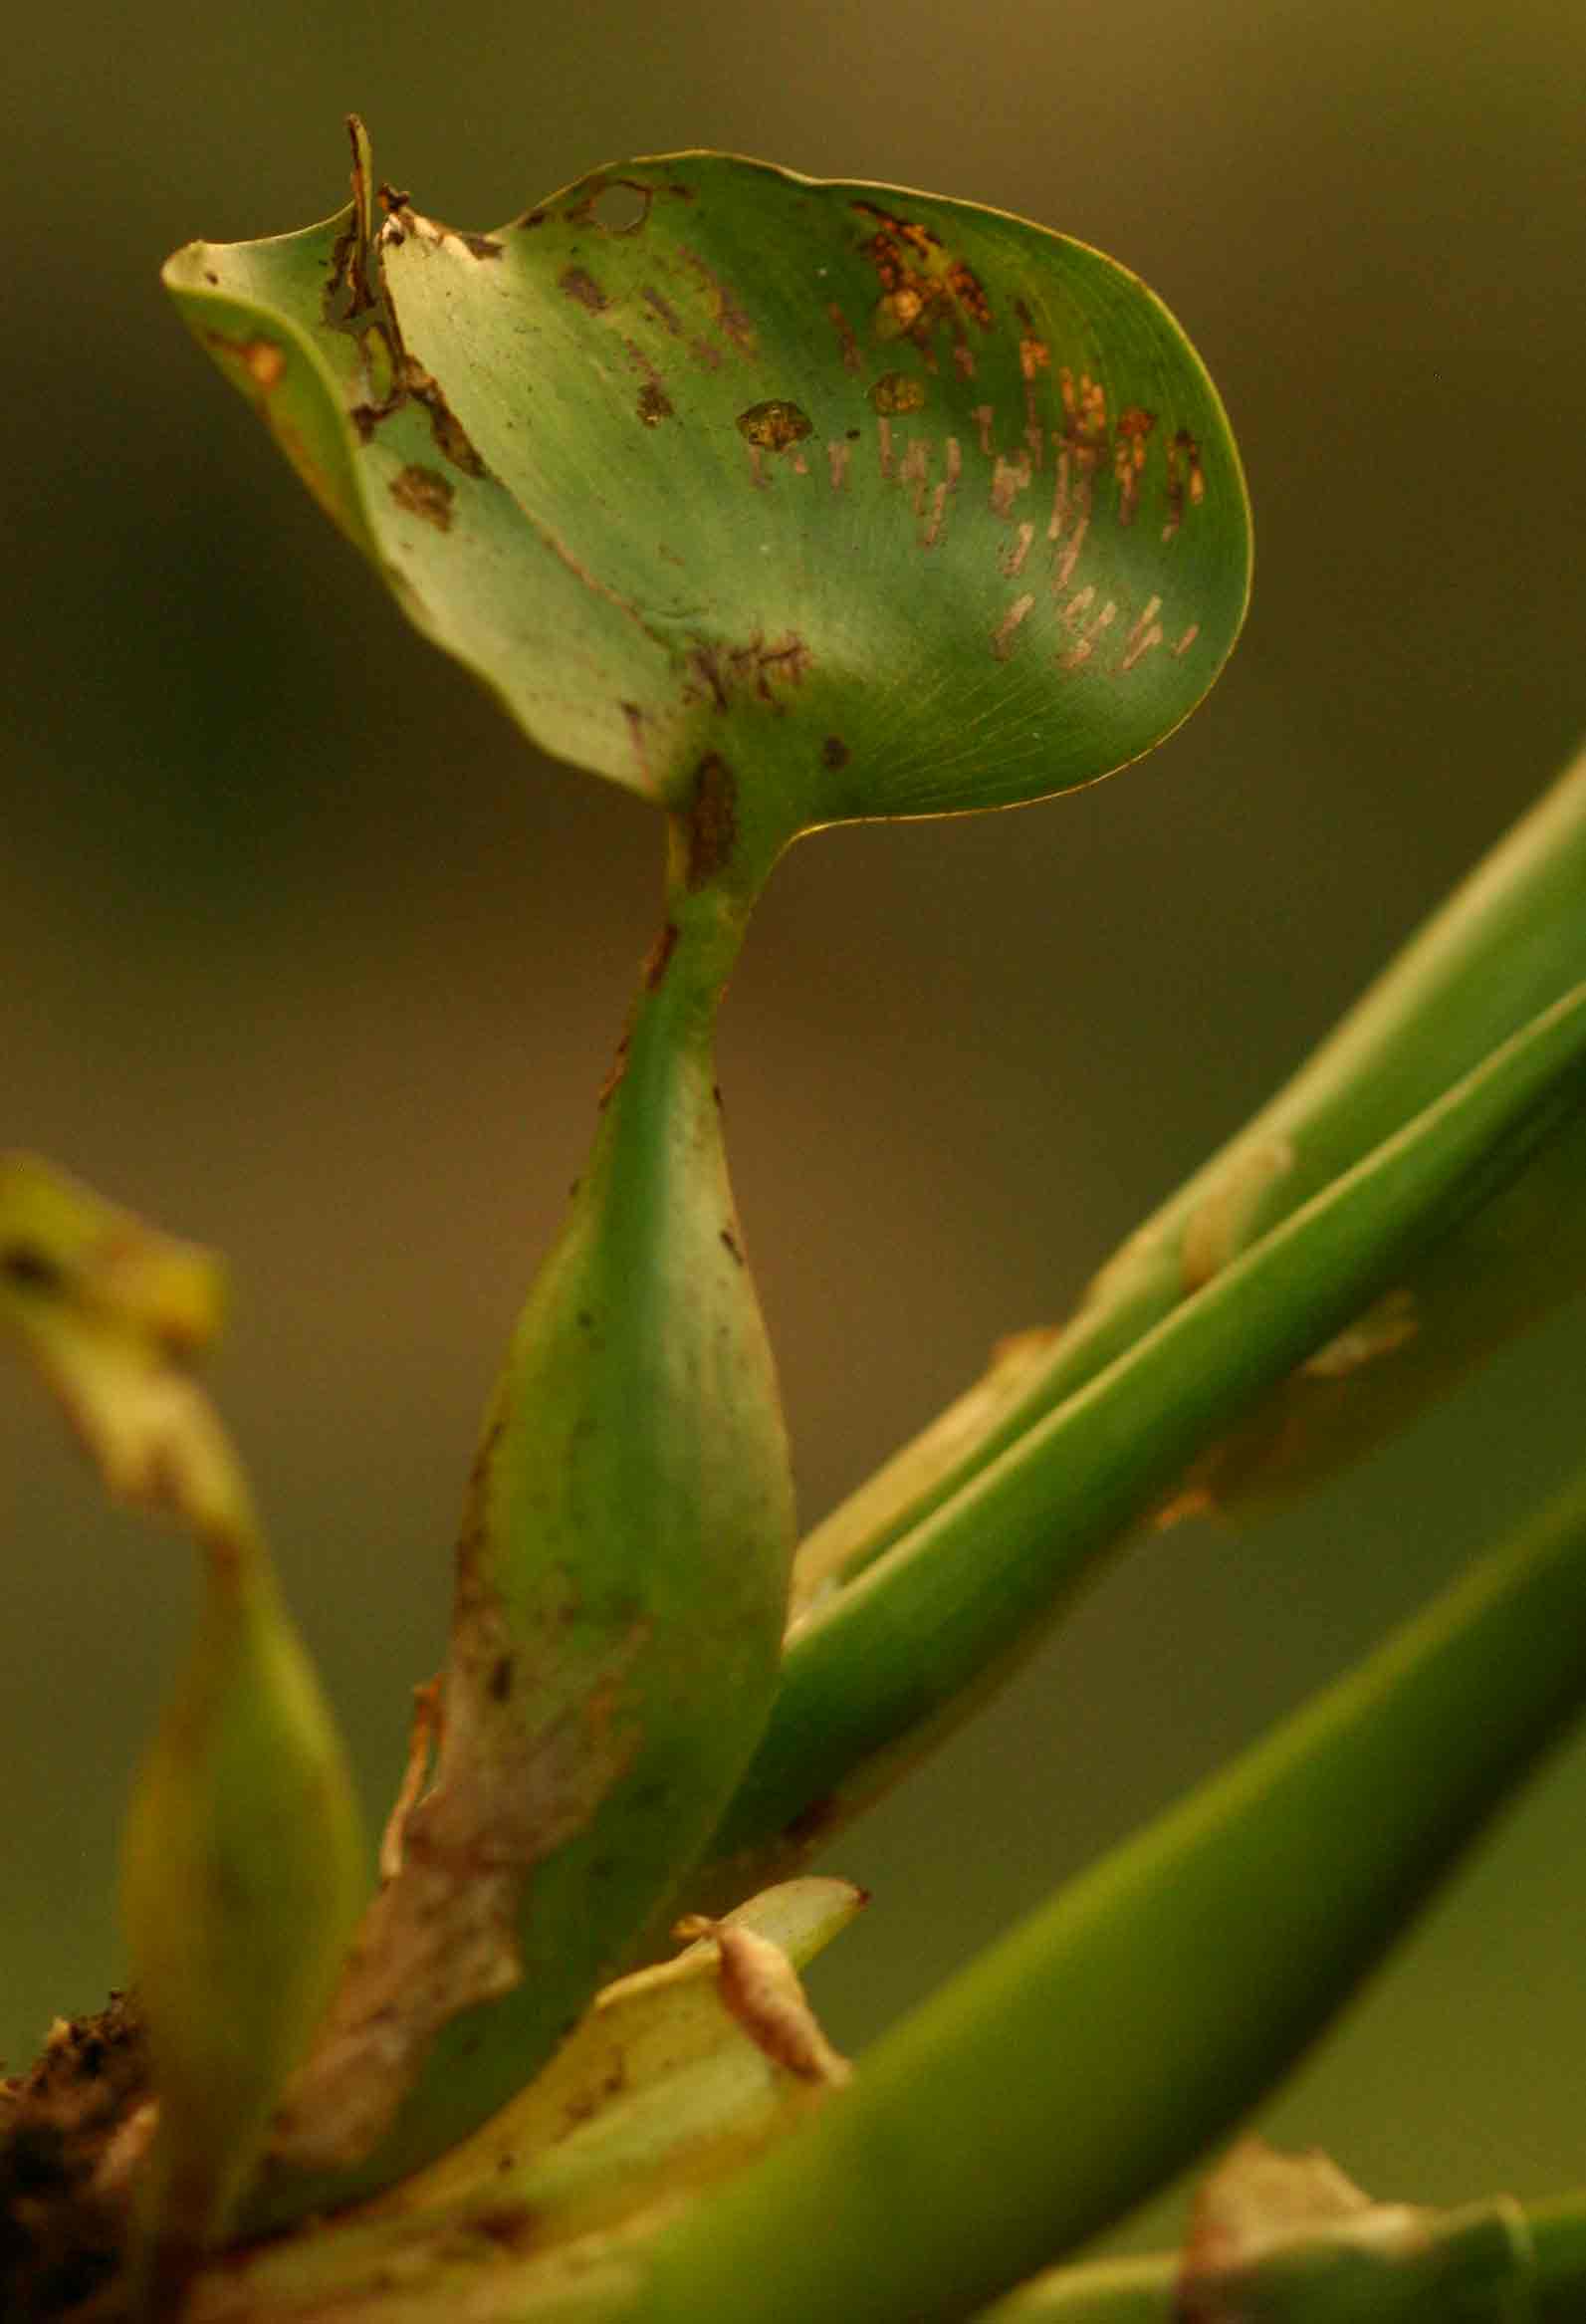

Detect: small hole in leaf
589,180,652,235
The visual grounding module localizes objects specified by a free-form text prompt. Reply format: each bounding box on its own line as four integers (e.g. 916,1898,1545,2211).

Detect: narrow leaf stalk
253,798,797,2224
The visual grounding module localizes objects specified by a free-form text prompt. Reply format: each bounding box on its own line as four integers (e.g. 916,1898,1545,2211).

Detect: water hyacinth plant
3,120,1585,2322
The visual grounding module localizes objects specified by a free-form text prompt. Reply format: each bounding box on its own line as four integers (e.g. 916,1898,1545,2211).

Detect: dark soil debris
0,1993,149,2319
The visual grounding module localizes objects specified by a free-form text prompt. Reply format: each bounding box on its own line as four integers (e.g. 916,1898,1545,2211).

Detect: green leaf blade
163,222,377,557
166,142,1250,836
163,212,664,799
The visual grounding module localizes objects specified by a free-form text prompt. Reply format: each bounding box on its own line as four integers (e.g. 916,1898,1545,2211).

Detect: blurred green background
4,0,1585,2262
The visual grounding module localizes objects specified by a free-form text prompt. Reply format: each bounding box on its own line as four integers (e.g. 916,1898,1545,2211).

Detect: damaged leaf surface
165,135,1249,850
189,1881,863,2321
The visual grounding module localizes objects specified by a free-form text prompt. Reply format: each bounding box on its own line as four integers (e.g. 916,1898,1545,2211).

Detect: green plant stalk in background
789,734,1586,1617
983,2184,1574,2322
0,1158,366,2309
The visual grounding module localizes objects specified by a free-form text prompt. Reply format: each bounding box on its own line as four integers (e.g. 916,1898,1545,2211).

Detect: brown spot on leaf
637,380,675,427
1163,425,1206,540
389,464,455,531
459,231,504,261
1058,366,1109,454
783,1792,841,1846
828,302,861,371
999,520,1035,578
685,755,738,888
268,1569,650,2175
620,701,654,791
559,266,611,313
720,1226,744,1265
1113,407,1156,525
685,634,812,712
358,357,492,479
244,341,286,388
0,1241,64,1292
869,370,927,416
680,247,758,358
899,436,931,513
990,452,1032,517
471,2204,539,2252
821,735,850,770
737,399,813,452
1119,596,1165,670
597,1032,632,1109
643,922,679,989
642,286,683,336
992,592,1036,659
853,201,994,346
203,331,287,392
